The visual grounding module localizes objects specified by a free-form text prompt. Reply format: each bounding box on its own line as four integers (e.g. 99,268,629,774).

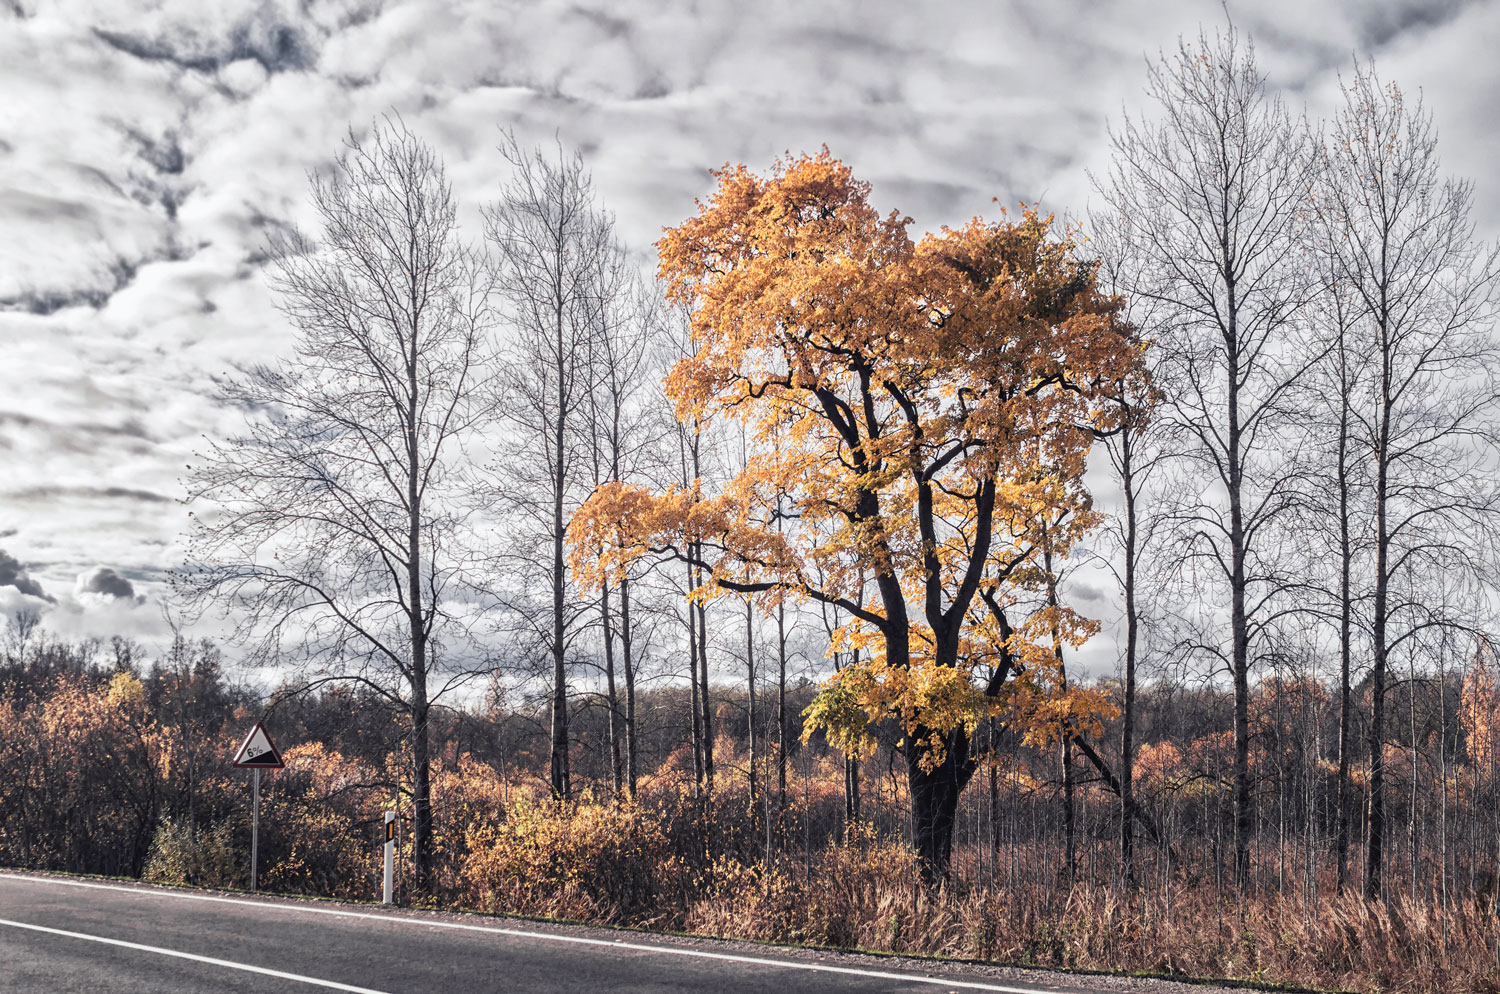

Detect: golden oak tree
570,151,1147,880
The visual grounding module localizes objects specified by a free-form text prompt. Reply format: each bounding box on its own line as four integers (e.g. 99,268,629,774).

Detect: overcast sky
2,0,1497,671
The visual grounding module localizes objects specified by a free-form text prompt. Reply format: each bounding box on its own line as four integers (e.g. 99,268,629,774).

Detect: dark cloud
1069,582,1108,604
0,412,156,461
3,486,171,503
0,256,140,314
76,565,141,602
120,125,186,176
0,548,54,603
93,19,316,77
1355,0,1479,48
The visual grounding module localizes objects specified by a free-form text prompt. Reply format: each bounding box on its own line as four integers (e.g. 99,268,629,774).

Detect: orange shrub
458,796,676,922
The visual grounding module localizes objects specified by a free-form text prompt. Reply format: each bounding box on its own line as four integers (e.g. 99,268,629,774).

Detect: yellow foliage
1461,650,1499,772
106,670,146,709
570,150,1149,776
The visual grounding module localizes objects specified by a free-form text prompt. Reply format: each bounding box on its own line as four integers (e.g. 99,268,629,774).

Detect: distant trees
176,119,497,893
152,632,229,844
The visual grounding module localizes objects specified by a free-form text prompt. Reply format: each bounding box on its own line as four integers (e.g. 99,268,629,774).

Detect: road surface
0,872,1241,994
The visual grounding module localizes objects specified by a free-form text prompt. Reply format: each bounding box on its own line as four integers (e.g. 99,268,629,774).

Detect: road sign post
232,722,285,895
382,811,395,905
251,769,260,892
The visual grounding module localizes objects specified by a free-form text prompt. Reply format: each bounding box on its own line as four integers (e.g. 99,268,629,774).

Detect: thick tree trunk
698,593,713,792
1062,735,1076,881
1366,401,1392,900
549,382,571,801
409,692,432,892
908,725,975,885
1226,308,1253,891
407,335,434,892
844,754,860,828
1336,399,1354,894
1365,310,1396,902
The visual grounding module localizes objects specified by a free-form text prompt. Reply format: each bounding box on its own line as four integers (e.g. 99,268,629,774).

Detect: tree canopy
570,151,1149,876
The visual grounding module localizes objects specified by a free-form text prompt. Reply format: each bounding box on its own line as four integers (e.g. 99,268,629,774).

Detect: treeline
8,617,1500,991
10,614,1500,898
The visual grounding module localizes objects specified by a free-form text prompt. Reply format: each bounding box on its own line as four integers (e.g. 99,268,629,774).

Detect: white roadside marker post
251,768,260,893
382,811,395,905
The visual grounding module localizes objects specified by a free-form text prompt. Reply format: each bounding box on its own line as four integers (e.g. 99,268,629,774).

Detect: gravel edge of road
0,868,1352,994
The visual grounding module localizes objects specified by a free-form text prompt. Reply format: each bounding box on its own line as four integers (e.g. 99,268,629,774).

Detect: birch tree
177,120,496,892
1095,27,1319,886
484,134,620,800
1315,63,1500,900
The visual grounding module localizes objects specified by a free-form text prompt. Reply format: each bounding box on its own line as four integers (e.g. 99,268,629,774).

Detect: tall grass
439,777,1500,994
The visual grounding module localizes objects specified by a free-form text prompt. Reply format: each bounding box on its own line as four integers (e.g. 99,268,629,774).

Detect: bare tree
176,119,496,893
1095,26,1319,887
1292,266,1374,895
1315,63,1500,900
484,134,620,801
583,274,664,797
1089,213,1175,887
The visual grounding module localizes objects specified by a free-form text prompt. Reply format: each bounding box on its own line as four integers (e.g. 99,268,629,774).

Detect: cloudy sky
2,0,1497,669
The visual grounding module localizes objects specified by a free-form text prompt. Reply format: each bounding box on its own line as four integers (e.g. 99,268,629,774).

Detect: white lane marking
0,917,394,994
0,874,1060,994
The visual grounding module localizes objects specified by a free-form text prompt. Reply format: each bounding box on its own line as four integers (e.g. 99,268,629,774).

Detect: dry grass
439,787,1500,994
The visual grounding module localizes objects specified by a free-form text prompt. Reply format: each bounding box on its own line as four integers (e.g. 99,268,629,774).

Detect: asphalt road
0,873,1207,994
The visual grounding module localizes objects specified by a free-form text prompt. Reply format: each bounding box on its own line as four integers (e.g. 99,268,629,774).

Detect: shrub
143,817,241,888
459,796,674,922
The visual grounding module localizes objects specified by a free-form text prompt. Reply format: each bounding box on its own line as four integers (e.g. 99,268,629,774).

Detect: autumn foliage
570,152,1146,876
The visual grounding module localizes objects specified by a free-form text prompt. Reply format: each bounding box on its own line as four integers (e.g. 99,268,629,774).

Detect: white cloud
1,0,1495,673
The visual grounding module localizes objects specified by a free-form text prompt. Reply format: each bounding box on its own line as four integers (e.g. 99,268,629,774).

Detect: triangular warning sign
232,722,285,769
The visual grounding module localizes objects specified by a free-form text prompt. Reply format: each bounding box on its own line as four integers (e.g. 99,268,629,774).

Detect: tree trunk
549,376,571,801
746,599,757,805
407,332,434,892
1366,334,1393,901
698,594,713,792
687,557,704,789
1228,321,1253,891
1335,338,1355,895
1062,735,1076,881
776,599,788,802
621,573,638,797
601,583,623,797
1119,413,1140,888
409,692,432,893
909,724,974,885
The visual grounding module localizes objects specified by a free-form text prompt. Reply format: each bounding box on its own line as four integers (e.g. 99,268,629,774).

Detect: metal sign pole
382,811,395,905
251,768,260,893
232,721,283,896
